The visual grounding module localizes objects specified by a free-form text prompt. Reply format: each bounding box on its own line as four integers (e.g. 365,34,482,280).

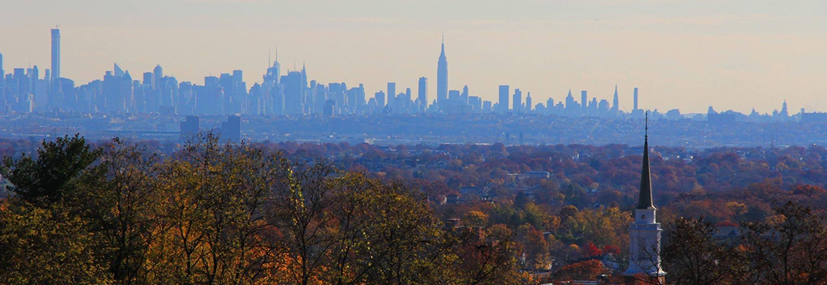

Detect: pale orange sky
1,0,825,114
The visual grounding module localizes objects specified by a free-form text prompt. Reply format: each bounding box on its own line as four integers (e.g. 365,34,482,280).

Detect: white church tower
624,115,666,280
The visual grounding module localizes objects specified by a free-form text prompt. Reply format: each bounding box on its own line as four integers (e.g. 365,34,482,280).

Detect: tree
454,224,527,284
149,133,285,284
1,134,100,204
77,138,160,283
553,260,607,281
742,201,827,284
0,201,112,284
464,210,490,228
662,217,741,285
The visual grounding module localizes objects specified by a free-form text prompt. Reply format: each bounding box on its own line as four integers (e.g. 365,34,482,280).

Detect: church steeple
624,111,666,280
638,112,654,209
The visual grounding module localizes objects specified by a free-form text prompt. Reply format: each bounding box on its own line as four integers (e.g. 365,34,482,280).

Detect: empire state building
437,37,448,106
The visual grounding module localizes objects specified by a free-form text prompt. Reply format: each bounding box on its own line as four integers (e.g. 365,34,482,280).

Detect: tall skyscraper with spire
625,114,666,281
612,84,619,115
51,28,60,79
301,63,308,113
437,36,448,107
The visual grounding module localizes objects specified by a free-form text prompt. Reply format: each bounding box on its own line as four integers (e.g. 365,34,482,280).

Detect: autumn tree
75,138,161,283
149,133,285,284
741,201,827,284
553,259,607,282
661,217,742,285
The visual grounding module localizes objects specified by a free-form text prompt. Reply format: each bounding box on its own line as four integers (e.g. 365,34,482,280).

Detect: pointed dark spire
638,112,654,209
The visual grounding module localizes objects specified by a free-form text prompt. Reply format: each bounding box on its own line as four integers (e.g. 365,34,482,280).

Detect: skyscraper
581,91,588,115
221,115,242,143
282,71,303,115
180,115,200,138
0,52,4,85
512,88,522,113
153,65,163,91
525,92,532,112
612,84,619,115
624,116,666,281
387,82,396,108
418,77,427,111
633,87,639,111
565,90,574,109
51,28,60,79
437,37,448,106
263,52,281,115
375,91,385,110
301,63,307,106
498,85,509,113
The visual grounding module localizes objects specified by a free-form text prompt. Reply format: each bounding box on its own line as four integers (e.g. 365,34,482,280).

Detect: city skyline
1,0,825,114
0,27,816,118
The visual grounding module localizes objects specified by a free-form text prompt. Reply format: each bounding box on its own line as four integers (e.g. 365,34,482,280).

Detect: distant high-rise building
437,37,448,106
565,90,575,110
153,65,163,91
323,99,336,116
633,87,639,111
498,85,509,113
525,92,532,112
180,115,200,138
31,66,46,111
448,90,460,100
612,84,619,115
375,91,385,111
282,71,303,115
387,82,396,108
418,77,427,110
221,115,242,142
355,83,366,113
51,28,60,79
263,53,281,115
300,64,308,112
114,63,125,77
102,65,132,113
581,91,588,113
30,66,39,91
513,89,522,113
143,72,153,87
0,52,4,85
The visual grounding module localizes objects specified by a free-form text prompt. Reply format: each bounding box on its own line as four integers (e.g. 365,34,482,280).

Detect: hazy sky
1,0,825,114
